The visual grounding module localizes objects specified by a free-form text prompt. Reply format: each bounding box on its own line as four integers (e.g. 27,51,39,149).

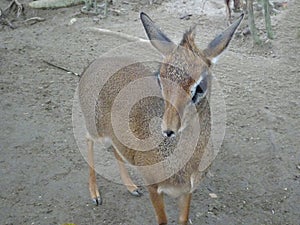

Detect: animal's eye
191,78,207,104
192,85,204,102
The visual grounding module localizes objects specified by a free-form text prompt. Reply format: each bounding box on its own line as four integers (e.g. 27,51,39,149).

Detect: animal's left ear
204,13,244,64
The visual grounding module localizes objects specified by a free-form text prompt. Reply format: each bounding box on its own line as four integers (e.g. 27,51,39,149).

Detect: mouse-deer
78,12,243,225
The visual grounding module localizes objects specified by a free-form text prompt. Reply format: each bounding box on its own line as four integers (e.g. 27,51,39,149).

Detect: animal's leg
148,185,168,225
225,0,232,24
113,149,142,196
178,193,192,225
233,0,242,12
87,137,102,205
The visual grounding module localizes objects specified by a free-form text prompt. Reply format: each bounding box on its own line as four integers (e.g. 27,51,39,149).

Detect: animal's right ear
140,12,176,56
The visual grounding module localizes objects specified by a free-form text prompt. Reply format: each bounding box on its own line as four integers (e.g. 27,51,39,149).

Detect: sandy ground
0,0,299,224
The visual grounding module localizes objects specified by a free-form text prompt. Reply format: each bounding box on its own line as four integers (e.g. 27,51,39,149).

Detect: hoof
92,196,102,206
130,188,143,197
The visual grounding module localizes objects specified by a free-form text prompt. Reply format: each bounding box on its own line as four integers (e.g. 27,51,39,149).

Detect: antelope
78,12,243,225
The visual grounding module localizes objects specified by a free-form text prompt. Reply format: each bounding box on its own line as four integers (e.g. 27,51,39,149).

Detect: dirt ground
0,0,299,224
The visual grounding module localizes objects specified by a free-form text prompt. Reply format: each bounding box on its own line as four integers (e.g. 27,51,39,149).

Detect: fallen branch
43,60,80,77
24,17,45,25
88,27,148,43
29,0,84,9
180,14,192,20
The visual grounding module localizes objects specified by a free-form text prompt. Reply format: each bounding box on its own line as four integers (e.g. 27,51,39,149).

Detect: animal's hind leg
113,148,142,196
233,0,242,12
87,136,102,205
224,0,232,24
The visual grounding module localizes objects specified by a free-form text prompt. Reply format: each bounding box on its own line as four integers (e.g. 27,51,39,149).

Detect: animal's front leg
148,185,168,225
178,193,192,225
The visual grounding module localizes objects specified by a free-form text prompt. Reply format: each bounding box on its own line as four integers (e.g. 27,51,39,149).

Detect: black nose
164,130,175,137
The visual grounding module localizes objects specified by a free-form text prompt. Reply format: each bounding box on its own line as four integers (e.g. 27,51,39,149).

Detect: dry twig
88,27,148,43
24,17,45,25
43,60,80,77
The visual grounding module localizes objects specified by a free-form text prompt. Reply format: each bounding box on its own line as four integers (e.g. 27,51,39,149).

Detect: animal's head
140,12,243,137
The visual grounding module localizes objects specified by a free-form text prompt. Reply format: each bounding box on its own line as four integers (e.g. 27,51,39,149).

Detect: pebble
209,193,218,198
69,18,77,26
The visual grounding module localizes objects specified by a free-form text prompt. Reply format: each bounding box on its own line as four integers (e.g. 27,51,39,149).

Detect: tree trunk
262,0,274,39
247,0,262,44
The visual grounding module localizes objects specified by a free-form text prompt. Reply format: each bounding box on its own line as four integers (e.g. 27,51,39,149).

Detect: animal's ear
204,13,244,64
140,12,176,56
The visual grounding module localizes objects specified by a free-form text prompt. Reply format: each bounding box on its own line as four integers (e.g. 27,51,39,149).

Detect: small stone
209,193,218,198
69,18,77,25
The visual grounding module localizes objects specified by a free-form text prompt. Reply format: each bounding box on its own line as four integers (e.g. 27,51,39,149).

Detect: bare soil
1,0,299,224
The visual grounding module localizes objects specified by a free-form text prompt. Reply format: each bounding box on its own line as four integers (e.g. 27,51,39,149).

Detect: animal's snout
162,108,181,138
163,129,175,138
